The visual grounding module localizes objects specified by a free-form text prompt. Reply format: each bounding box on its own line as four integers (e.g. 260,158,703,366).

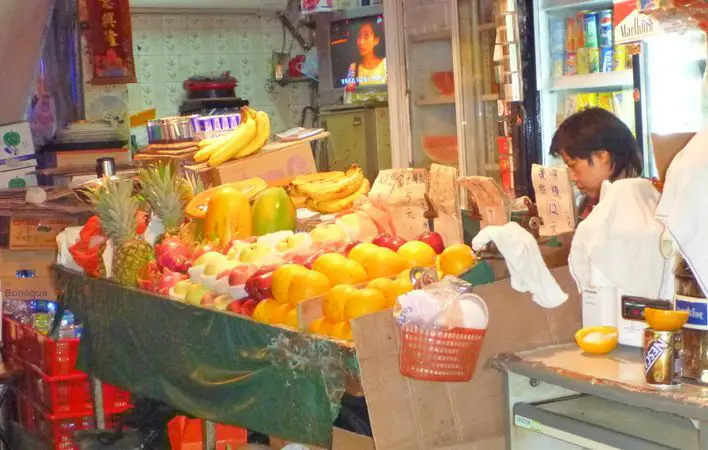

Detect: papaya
203,187,252,245
185,178,268,220
252,187,296,236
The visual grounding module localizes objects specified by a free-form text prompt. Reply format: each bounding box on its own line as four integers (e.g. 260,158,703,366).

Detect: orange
272,264,309,303
644,308,689,331
312,253,348,283
575,326,618,355
308,317,334,336
252,299,279,323
366,248,408,279
344,288,388,320
439,244,476,276
397,241,436,268
322,259,368,286
324,284,356,322
391,278,414,300
366,277,396,307
284,308,299,328
330,321,353,340
287,270,331,305
270,303,293,324
347,243,380,268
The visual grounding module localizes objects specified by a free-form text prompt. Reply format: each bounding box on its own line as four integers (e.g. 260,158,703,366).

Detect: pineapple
138,163,192,235
89,179,155,287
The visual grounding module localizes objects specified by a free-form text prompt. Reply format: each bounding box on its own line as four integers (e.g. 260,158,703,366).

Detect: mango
203,187,252,245
252,187,296,236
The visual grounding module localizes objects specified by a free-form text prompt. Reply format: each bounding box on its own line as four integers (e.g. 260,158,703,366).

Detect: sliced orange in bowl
575,326,618,355
644,308,689,332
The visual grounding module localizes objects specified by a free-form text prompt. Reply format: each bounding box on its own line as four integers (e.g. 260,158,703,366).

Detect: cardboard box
299,266,581,449
46,148,130,169
0,164,37,189
2,276,56,302
0,249,56,278
0,216,78,249
185,133,326,187
0,122,35,161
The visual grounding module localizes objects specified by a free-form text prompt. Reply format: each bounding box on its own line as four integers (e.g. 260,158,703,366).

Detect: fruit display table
496,345,708,449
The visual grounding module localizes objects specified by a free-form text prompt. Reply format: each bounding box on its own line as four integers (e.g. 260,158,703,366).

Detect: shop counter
495,344,708,450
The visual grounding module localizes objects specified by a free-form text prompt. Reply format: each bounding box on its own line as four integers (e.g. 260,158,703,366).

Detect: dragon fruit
155,235,192,273
154,269,188,296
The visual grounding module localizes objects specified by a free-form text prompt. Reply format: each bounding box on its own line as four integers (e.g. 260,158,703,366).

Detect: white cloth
570,178,674,300
656,127,708,296
471,221,568,308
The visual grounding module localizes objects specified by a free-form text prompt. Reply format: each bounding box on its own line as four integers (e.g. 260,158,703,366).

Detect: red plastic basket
35,405,126,450
25,362,93,415
399,325,486,382
3,317,81,376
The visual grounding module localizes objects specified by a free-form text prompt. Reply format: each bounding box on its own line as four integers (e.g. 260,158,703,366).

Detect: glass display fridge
533,0,707,177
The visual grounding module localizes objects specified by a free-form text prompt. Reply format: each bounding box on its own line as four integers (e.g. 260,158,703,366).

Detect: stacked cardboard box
0,122,38,189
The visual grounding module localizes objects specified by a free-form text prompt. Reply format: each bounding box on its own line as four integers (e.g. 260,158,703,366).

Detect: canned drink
550,17,566,54
614,44,627,71
598,10,613,47
588,47,600,73
565,17,579,52
583,12,599,48
576,48,590,75
644,328,683,388
551,51,565,77
600,46,614,72
564,52,577,75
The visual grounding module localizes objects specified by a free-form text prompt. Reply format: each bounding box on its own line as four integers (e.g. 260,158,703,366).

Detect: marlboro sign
614,0,664,44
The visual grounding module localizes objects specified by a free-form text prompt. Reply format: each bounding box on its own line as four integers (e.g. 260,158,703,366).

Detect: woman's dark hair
550,107,643,179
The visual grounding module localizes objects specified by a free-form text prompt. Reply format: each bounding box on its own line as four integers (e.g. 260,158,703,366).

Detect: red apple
228,264,258,287
200,292,217,307
372,233,407,251
245,268,274,301
417,231,445,254
241,298,258,317
342,240,363,257
227,299,244,314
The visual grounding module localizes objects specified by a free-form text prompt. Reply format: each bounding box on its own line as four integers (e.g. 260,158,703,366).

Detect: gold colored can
614,44,627,71
644,328,683,388
576,48,589,75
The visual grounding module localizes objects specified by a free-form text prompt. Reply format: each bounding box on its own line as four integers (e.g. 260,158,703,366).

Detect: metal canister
597,10,614,48
644,328,683,388
583,12,599,48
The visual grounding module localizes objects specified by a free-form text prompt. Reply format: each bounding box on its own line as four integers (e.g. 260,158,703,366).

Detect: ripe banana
208,116,258,167
306,178,370,214
296,165,364,202
235,111,270,159
291,195,307,208
291,171,345,186
194,113,251,163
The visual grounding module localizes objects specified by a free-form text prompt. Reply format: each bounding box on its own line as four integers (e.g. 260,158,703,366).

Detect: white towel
656,127,708,296
471,222,568,308
570,178,674,300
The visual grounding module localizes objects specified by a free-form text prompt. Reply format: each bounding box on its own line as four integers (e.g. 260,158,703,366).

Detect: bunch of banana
290,165,371,214
193,106,271,167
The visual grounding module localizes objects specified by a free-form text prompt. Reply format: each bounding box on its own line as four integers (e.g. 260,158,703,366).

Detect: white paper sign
458,176,509,228
531,164,576,237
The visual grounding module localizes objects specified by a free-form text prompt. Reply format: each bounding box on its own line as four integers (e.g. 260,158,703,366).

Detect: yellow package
598,92,613,112
576,93,599,110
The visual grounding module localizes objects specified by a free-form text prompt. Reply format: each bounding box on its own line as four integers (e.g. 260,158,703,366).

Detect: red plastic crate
36,407,127,450
2,318,81,376
2,317,23,355
25,362,93,415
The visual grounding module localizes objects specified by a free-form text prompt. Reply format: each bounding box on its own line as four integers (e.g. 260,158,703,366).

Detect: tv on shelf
329,14,387,89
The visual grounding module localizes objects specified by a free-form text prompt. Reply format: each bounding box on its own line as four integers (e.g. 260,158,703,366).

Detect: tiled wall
128,13,312,133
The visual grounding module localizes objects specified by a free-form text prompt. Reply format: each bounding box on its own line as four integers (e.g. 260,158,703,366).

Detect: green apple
226,242,250,260
170,280,193,301
185,283,211,305
193,251,226,267
310,223,349,245
212,295,233,311
275,233,313,253
203,259,238,277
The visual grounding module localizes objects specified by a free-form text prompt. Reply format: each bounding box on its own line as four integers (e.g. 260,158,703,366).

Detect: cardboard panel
351,266,581,449
2,276,56,301
0,249,56,278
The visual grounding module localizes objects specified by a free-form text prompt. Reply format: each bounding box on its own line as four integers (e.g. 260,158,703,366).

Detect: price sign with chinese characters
531,164,576,237
458,176,509,228
86,0,136,84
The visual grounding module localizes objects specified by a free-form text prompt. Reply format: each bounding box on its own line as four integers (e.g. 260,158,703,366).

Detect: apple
245,268,274,301
185,283,210,305
227,299,244,315
226,241,251,260
342,240,363,257
372,233,407,252
213,295,233,311
241,298,258,317
228,264,258,287
200,292,217,307
204,259,238,277
191,244,219,263
417,231,445,254
336,213,378,242
170,279,194,301
275,233,313,253
310,224,350,246
192,251,226,268
238,243,273,263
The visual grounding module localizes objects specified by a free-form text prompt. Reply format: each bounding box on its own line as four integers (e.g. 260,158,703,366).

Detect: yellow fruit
391,278,414,300
311,253,348,283
193,133,233,162
344,288,388,320
272,264,309,303
324,284,356,322
306,179,371,214
235,111,270,159
203,186,252,245
366,277,396,307
252,299,279,323
330,321,353,340
439,244,476,277
335,259,368,285
270,303,293,324
284,308,299,328
308,317,334,336
287,270,331,305
644,308,689,331
208,109,258,167
347,243,380,268
296,165,364,202
397,241,437,268
365,248,407,279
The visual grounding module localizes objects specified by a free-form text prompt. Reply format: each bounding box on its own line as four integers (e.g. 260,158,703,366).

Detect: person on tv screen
346,20,386,87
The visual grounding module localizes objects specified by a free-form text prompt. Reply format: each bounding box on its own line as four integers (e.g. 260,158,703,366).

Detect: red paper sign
85,0,136,85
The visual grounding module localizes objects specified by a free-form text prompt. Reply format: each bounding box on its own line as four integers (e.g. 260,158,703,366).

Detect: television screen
330,15,386,89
